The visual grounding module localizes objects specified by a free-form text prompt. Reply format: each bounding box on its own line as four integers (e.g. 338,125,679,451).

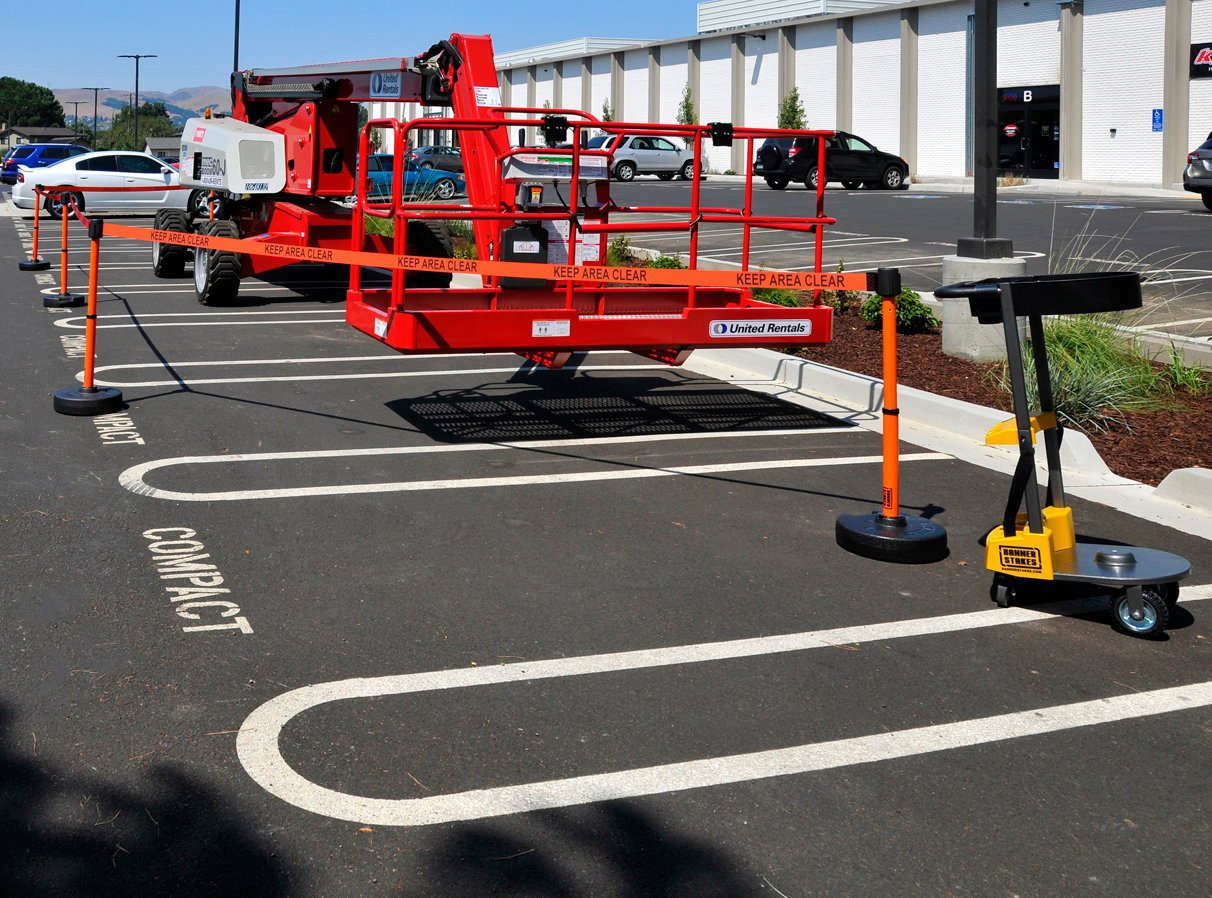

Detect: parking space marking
53,310,349,329
121,445,922,502
237,585,1212,826
89,361,659,388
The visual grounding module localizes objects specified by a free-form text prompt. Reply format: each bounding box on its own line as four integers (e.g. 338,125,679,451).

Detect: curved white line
236,588,1212,826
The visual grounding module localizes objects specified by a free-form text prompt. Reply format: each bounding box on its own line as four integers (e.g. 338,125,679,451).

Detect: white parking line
121,444,921,501
236,585,1212,826
54,310,349,329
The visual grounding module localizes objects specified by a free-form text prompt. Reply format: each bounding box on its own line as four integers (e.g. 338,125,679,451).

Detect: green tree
777,87,806,130
0,76,64,127
96,101,177,150
601,99,614,122
676,83,697,147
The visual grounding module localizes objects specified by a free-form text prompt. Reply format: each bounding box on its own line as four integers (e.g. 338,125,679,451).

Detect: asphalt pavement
2,195,1212,897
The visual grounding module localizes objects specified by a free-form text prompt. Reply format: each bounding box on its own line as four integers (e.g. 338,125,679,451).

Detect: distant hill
54,87,231,129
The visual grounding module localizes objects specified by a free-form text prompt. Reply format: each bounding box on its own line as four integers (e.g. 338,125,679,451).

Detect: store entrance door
997,84,1060,179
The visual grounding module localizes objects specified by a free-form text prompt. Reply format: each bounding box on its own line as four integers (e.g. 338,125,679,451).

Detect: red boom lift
156,33,849,367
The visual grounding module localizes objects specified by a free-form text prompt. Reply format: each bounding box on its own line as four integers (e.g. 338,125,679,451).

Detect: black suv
753,132,909,191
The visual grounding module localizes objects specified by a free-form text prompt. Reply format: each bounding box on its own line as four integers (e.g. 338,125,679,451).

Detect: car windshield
586,136,613,149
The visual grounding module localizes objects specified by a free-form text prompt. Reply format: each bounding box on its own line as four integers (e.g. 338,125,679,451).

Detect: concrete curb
681,347,1212,539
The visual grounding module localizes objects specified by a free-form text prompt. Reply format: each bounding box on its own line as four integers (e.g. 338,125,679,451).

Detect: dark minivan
2,143,90,184
753,131,908,191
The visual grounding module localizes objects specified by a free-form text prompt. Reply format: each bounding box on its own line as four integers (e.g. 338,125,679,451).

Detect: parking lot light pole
234,0,241,73
82,88,109,147
118,54,157,150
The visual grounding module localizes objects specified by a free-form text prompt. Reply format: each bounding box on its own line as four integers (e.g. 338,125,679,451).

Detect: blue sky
10,1,696,94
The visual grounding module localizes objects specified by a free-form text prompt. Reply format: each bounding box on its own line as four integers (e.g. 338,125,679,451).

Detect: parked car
1184,136,1212,211
11,150,189,217
584,134,696,181
364,153,464,200
405,145,464,172
753,132,909,190
1,143,89,185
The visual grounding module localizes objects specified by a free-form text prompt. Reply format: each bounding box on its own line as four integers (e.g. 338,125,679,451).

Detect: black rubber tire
880,166,907,190
1202,193,1212,212
757,146,783,171
765,177,789,190
189,189,227,219
614,160,637,181
678,160,695,180
152,209,191,278
404,220,454,289
990,574,1018,608
433,178,457,200
45,192,83,220
842,180,862,190
1109,585,1171,638
193,219,242,306
805,166,821,190
657,173,675,181
419,161,434,169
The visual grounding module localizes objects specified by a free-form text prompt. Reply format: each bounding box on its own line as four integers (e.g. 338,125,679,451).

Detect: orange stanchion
18,189,50,271
836,267,948,564
54,217,122,416
43,191,84,308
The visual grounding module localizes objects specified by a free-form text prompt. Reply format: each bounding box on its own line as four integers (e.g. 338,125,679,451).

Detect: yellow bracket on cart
985,412,1057,446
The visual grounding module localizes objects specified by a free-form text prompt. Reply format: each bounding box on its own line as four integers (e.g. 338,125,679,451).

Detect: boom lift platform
159,33,869,366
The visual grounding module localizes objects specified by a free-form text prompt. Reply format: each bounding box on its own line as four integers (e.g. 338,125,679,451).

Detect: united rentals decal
709,319,813,338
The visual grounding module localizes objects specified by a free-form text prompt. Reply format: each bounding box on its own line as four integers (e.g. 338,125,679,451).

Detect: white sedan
11,150,189,217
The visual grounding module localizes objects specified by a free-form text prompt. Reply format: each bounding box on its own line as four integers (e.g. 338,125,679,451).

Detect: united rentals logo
710,320,812,338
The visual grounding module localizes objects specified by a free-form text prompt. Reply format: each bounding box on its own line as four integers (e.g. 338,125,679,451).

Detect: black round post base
836,512,949,564
43,292,85,308
19,258,51,272
53,386,124,416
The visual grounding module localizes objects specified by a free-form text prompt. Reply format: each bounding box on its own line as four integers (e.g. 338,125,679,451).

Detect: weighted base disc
43,292,85,308
53,386,123,416
836,512,949,564
19,258,50,272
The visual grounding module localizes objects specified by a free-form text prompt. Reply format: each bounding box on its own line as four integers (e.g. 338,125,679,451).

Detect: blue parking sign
1152,108,1164,132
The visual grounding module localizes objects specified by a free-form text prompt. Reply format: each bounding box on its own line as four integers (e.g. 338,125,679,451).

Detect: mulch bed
795,312,1212,487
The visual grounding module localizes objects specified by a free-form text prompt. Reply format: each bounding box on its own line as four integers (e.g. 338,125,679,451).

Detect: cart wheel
1109,586,1170,638
1150,581,1181,608
990,574,1017,608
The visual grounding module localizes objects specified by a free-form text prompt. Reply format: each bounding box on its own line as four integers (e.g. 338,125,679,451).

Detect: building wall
1082,0,1167,182
916,2,968,177
851,10,901,154
491,0,1199,184
794,21,838,130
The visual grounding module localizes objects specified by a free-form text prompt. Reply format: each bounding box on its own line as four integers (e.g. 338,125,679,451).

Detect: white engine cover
178,117,287,194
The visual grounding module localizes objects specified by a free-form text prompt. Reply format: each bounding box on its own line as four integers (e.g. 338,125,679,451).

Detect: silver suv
586,135,696,181
1184,137,1212,211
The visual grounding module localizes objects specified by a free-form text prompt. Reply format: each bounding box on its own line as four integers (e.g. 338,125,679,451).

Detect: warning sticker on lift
533,320,571,338
474,86,502,107
541,219,601,266
710,320,813,338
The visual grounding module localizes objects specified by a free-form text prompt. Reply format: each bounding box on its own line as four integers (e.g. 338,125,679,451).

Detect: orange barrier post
43,192,84,308
18,189,50,271
835,267,948,564
54,218,123,415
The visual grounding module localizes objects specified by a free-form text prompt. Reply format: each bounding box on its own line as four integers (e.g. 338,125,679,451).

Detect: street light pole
233,0,241,73
67,101,83,129
118,54,157,150
82,87,109,147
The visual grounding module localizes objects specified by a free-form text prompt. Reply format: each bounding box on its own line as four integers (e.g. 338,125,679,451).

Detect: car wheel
1202,193,1212,212
189,189,226,219
657,173,675,181
419,161,434,169
194,219,242,306
433,178,456,200
614,161,637,181
404,220,454,289
152,209,191,278
45,192,83,220
880,166,906,190
842,180,862,190
806,166,820,190
678,160,695,180
765,177,789,190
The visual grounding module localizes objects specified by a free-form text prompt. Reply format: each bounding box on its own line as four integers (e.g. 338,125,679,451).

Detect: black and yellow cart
935,272,1190,638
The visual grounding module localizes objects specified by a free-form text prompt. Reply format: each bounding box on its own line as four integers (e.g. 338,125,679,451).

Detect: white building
369,0,1212,188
